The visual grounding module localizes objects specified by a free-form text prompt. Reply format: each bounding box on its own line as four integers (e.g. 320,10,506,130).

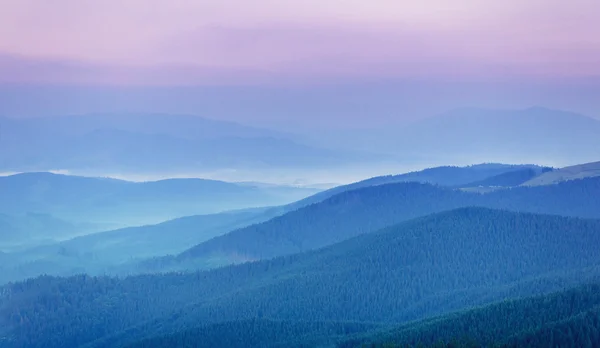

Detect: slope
0,213,104,249
151,176,600,272
288,163,546,209
124,319,380,348
3,208,600,347
59,209,275,260
0,172,319,226
459,167,552,189
523,160,600,186
340,283,600,347
124,284,600,348
0,208,282,284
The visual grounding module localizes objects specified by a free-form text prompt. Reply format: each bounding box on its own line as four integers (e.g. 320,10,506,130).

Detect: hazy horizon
2,0,600,132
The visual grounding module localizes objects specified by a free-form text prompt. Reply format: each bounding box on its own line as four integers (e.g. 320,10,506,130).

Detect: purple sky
1,0,599,85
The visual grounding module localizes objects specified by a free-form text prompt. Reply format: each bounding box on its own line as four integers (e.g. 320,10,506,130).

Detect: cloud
0,0,599,84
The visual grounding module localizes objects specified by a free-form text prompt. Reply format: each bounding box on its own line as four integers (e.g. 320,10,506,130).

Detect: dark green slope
121,284,600,348
339,283,600,348
123,319,379,348
504,307,600,348
3,208,600,347
151,177,600,272
167,182,473,267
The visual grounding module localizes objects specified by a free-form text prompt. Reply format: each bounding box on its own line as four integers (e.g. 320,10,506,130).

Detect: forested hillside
2,208,600,347
146,177,600,272
113,283,600,347
458,167,551,188
124,320,380,348
340,283,600,347
288,163,548,209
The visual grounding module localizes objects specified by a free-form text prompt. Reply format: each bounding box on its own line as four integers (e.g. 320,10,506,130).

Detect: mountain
523,160,600,186
0,172,320,226
2,208,600,347
125,319,379,348
392,107,600,165
11,113,283,139
459,167,552,188
1,163,551,282
340,283,600,348
147,176,600,272
126,283,600,348
0,114,375,174
0,213,105,249
0,208,284,284
286,163,548,210
57,209,276,261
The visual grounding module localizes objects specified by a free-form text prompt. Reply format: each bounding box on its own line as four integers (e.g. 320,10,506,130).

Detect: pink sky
1,0,599,84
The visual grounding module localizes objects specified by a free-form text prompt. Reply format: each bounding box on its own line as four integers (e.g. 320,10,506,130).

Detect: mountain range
3,161,596,283
3,208,600,347
0,162,555,282
393,107,600,164
523,160,600,186
2,158,600,347
340,282,600,348
0,114,377,176
3,107,600,180
0,172,319,227
313,107,600,166
144,175,600,273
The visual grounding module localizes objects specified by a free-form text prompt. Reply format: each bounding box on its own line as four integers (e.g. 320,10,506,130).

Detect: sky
1,0,599,85
0,0,599,127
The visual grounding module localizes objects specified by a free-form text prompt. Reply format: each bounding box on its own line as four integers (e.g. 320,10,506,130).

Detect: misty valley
1,112,600,348
3,0,600,345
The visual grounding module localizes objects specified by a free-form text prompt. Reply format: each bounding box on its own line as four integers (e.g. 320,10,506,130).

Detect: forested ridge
0,172,317,226
288,163,548,209
121,319,380,348
339,283,600,347
2,208,600,347
114,283,600,347
144,177,600,272
457,167,551,188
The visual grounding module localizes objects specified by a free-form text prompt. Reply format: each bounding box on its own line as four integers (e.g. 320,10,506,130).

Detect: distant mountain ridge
0,172,320,226
0,114,378,174
0,213,80,246
523,160,600,186
3,107,599,177
0,113,284,140
390,107,600,164
458,167,551,188
287,163,547,209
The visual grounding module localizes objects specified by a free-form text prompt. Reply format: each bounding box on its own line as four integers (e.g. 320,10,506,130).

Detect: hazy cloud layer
1,0,599,84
